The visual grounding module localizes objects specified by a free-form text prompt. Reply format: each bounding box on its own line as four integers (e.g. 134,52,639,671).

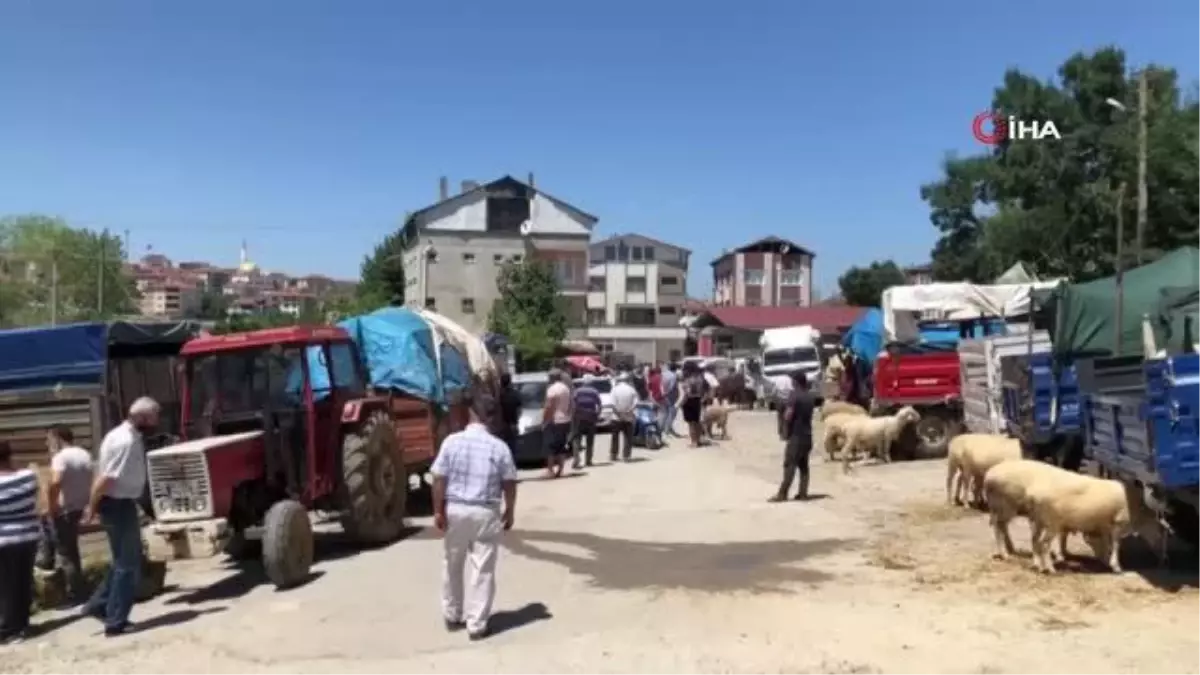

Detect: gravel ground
4,411,1197,674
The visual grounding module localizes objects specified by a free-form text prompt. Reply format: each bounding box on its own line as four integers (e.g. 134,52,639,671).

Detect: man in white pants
431,392,518,641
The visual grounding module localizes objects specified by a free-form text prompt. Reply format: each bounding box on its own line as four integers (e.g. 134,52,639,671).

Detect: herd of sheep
818,402,1164,575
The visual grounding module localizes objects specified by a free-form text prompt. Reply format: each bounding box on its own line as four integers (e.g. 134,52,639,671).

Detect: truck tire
340,410,407,544
262,499,313,589
913,411,955,460
1166,502,1199,547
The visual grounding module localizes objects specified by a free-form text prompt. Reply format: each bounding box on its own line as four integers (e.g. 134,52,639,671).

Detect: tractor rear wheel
913,410,956,460
262,499,313,589
341,410,407,544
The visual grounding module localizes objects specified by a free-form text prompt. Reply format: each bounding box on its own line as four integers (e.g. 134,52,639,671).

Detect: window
631,247,643,262
462,252,476,265
511,254,523,263
493,253,504,264
644,247,655,261
618,307,655,326
780,270,804,286
587,309,607,325
627,277,647,293
425,297,436,310
594,341,614,354
661,275,678,287
553,259,576,286
461,298,475,314
743,269,764,285
588,276,606,292
658,306,677,315
605,245,616,261
327,342,365,395
617,243,629,262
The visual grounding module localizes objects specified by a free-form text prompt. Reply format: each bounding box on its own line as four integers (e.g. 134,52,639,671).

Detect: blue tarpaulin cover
298,307,470,409
842,308,884,367
0,322,108,392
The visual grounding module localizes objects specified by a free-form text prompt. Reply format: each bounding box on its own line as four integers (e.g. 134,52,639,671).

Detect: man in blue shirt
570,375,602,468
660,363,680,438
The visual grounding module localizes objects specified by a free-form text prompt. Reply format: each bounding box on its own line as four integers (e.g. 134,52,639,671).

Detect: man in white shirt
83,397,157,637
431,393,518,641
43,425,93,604
609,375,639,462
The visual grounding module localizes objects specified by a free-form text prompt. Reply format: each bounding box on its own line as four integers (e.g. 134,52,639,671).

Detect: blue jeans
661,401,678,436
85,497,141,630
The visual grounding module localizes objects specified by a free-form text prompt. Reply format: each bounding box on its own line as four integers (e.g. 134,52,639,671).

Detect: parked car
512,372,550,464
573,376,616,431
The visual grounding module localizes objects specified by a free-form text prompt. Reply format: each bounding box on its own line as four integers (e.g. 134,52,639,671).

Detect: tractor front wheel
262,500,313,589
341,410,407,544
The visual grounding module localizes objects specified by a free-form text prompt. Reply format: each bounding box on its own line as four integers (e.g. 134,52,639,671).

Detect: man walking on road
541,369,574,478
431,393,518,641
42,425,93,606
769,371,816,503
571,374,602,469
660,362,680,437
609,374,638,462
82,397,158,637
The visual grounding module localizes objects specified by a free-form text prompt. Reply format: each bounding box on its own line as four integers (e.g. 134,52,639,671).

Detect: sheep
1023,467,1163,574
981,459,1069,563
822,411,867,460
819,400,868,421
840,406,922,474
701,400,732,440
949,433,1023,508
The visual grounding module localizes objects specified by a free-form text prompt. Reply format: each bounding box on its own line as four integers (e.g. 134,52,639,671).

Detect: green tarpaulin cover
1048,247,1200,358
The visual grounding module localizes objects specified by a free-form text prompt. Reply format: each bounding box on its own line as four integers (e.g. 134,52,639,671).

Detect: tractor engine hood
147,430,265,523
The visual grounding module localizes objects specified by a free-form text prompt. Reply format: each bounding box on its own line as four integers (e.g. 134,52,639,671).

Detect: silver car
511,372,551,464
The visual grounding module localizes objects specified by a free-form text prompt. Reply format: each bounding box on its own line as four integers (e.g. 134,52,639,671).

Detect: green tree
0,214,137,325
488,260,566,368
194,289,230,320
921,47,1199,282
356,231,406,309
837,260,908,307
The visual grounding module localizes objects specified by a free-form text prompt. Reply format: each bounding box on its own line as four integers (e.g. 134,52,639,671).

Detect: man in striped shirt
0,440,40,644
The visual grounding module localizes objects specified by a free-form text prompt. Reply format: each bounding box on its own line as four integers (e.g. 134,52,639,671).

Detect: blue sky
1,1,1196,298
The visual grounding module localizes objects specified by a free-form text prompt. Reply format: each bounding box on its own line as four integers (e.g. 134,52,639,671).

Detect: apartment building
585,234,690,363
138,282,201,318
711,236,815,307
399,174,597,334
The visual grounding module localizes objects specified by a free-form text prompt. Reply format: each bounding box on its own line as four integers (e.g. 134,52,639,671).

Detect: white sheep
950,433,1023,508
840,406,921,473
819,400,868,421
981,459,1068,563
1024,467,1163,574
945,435,971,506
822,411,869,460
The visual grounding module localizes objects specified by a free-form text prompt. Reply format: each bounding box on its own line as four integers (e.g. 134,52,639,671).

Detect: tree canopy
0,214,137,327
837,260,908,307
488,259,566,368
356,231,406,309
922,47,1199,283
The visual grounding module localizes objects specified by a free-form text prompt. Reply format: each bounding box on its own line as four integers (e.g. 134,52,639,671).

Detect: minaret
240,239,248,266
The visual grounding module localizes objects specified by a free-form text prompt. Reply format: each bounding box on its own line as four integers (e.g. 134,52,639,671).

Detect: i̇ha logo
972,111,1062,145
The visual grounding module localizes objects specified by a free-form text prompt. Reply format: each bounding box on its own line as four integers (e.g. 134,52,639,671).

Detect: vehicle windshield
762,347,819,368
576,378,612,394
516,381,547,408
186,346,304,433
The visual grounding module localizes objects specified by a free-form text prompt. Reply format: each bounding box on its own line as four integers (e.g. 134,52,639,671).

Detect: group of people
0,397,163,644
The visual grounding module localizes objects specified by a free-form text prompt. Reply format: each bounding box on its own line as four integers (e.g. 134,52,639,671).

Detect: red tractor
146,326,416,588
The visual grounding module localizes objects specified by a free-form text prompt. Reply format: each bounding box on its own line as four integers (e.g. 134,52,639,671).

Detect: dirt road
4,411,1197,674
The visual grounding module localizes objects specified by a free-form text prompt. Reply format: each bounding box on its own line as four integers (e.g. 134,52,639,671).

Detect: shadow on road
489,601,553,637
165,526,422,605
503,530,855,594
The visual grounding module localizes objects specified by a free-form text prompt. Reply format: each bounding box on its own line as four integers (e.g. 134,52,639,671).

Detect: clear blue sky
1,1,1195,298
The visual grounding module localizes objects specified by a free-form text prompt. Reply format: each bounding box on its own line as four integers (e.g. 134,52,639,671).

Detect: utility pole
1114,182,1127,354
98,229,107,317
1135,71,1149,265
50,259,59,326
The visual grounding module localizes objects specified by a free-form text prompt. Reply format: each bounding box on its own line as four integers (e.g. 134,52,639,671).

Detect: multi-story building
585,234,690,363
399,174,596,334
138,282,201,318
904,263,934,285
711,236,815,307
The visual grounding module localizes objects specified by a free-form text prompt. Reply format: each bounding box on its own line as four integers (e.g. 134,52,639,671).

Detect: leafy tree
356,231,406,309
488,260,566,368
0,214,137,326
837,260,908,307
922,47,1199,283
194,289,230,320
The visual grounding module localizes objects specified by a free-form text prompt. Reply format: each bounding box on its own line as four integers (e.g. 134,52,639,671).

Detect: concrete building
138,283,201,318
585,234,690,363
711,236,815,308
399,175,597,334
904,263,934,285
